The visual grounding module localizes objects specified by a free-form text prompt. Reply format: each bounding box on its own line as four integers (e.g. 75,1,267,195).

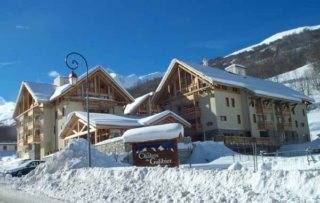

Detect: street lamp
65,52,92,167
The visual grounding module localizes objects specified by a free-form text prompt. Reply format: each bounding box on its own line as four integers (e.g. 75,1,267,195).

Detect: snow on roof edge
153,58,313,103
122,123,183,143
124,92,154,115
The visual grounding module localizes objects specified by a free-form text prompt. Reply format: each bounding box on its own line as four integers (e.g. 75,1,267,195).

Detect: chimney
225,64,247,76
202,58,209,66
68,71,78,85
53,76,69,86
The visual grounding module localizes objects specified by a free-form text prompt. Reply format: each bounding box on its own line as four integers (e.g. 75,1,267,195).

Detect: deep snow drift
0,139,319,202
188,141,235,164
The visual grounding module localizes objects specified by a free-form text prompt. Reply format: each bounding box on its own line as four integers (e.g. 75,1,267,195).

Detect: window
301,122,305,127
302,109,305,116
292,108,295,115
220,116,227,121
3,145,7,151
232,88,238,92
231,98,235,107
295,120,298,128
253,114,257,123
62,107,66,116
237,115,241,124
225,97,230,107
251,100,255,107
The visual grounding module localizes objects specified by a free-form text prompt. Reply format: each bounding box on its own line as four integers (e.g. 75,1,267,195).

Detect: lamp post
65,52,91,167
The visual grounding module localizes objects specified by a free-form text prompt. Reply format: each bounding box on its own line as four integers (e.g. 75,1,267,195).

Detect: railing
256,105,273,114
257,121,274,130
214,135,281,147
27,134,41,144
277,123,293,131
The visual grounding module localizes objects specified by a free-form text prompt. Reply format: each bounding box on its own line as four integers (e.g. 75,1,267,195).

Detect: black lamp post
65,52,91,167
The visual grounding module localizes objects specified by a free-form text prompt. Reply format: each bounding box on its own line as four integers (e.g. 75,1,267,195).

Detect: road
0,184,65,203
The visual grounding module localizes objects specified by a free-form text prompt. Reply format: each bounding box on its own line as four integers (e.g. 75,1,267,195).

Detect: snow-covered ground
1,139,320,202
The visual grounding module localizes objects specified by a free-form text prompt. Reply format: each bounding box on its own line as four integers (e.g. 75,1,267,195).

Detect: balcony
27,134,41,144
257,121,274,130
214,136,281,147
18,139,28,147
256,105,273,114
277,123,293,131
181,106,201,118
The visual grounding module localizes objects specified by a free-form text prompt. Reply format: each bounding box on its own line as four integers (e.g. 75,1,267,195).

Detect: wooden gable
14,85,36,117
60,68,133,104
154,62,210,106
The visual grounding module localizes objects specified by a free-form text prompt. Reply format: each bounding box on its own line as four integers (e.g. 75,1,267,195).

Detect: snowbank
188,141,235,164
123,123,183,143
6,166,320,202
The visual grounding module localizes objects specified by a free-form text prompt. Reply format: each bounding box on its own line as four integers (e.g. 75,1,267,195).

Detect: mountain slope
209,25,320,78
109,71,163,89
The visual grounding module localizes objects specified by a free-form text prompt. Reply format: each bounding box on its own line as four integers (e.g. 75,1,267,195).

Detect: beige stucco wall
292,103,310,139
40,104,55,158
214,90,247,131
56,100,84,149
199,91,218,131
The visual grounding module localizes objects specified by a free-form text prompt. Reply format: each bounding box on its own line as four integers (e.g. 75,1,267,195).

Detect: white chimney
53,76,69,86
225,64,247,76
68,71,78,85
202,58,209,66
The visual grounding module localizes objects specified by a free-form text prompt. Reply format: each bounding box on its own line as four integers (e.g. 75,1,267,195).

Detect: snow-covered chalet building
13,66,191,160
151,59,313,149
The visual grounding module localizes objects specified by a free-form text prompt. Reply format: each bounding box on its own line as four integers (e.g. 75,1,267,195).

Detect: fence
232,145,320,171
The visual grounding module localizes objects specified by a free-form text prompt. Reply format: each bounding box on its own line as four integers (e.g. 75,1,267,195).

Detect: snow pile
308,108,320,140
259,162,272,171
227,25,320,56
0,155,21,173
123,123,183,143
21,139,123,178
188,141,235,164
228,162,243,170
8,166,320,202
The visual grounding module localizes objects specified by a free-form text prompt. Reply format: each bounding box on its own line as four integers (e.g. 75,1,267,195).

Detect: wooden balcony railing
277,123,293,131
27,134,41,144
257,121,274,130
214,136,281,147
256,105,273,114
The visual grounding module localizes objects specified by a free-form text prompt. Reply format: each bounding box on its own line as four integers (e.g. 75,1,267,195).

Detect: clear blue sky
0,0,319,101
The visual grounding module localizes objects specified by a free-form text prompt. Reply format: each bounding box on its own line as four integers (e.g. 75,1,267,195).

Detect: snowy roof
139,110,191,127
22,82,56,103
227,25,320,56
124,92,154,115
122,123,183,143
14,66,134,117
49,66,134,101
67,110,190,128
155,59,314,103
69,111,142,128
61,110,190,137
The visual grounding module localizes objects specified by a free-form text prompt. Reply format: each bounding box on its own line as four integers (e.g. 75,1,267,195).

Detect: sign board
131,139,179,167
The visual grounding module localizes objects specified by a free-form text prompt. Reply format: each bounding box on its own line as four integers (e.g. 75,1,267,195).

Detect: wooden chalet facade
152,59,313,150
13,66,134,159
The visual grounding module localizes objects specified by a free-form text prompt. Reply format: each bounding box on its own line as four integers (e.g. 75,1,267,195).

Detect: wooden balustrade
257,121,274,130
214,135,281,147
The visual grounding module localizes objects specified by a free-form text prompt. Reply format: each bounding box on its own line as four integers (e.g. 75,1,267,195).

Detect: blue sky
0,0,319,101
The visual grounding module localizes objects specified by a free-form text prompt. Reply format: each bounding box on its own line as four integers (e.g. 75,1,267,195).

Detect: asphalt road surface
0,184,65,203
